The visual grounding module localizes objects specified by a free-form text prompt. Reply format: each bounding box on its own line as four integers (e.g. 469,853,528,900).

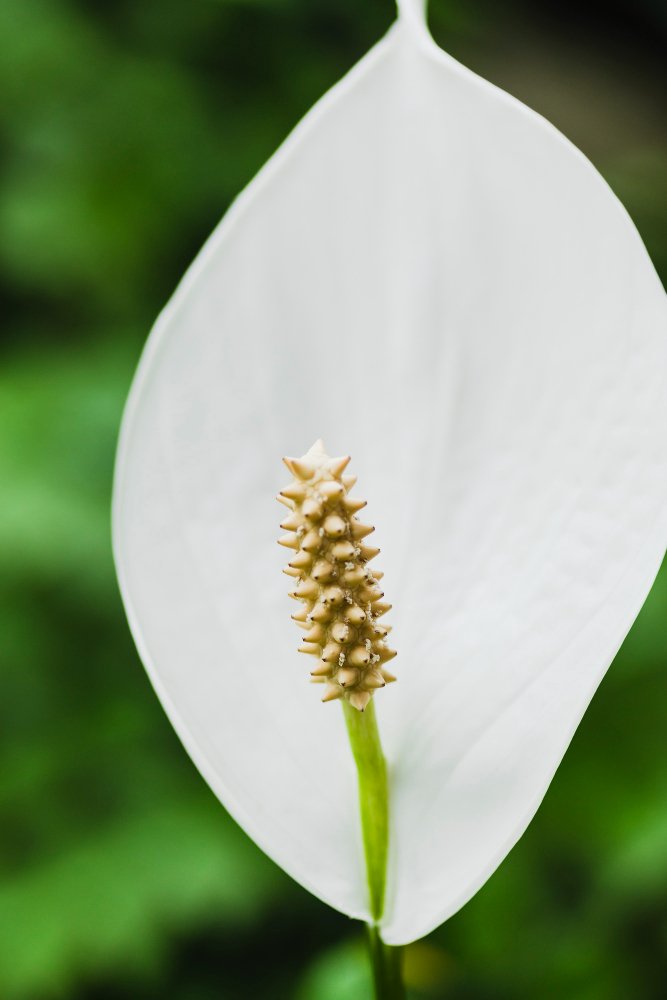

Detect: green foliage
0,798,281,999
296,940,372,1000
0,1,665,998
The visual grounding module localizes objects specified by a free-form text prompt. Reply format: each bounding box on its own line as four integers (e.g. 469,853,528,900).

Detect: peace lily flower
113,0,667,986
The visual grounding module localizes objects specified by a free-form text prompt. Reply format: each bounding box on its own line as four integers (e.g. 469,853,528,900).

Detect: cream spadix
112,0,667,948
279,440,397,711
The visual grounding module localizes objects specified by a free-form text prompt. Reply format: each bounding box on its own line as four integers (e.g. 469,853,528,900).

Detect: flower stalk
344,699,405,999
366,924,406,1000
343,698,389,921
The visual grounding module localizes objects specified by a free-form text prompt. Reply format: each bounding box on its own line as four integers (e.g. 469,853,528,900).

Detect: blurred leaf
0,796,282,1000
295,939,371,1000
0,337,133,595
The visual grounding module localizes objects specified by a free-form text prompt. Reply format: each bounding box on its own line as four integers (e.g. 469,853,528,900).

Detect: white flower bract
113,0,667,945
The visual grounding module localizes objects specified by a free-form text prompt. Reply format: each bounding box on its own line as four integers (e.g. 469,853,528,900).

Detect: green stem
342,699,405,1000
342,699,388,920
366,924,406,1000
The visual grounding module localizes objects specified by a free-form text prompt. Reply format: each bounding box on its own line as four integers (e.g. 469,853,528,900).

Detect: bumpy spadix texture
113,0,667,947
279,440,397,711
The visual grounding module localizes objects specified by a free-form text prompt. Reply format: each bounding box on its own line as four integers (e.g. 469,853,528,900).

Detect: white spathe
113,1,667,945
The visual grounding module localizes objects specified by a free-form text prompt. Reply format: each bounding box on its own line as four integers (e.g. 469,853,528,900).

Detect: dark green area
1,1,665,997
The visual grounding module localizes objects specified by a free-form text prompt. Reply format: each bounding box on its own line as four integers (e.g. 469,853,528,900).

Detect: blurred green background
1,1,666,997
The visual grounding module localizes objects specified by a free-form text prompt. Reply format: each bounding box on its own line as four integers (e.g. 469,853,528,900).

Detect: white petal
113,4,667,942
